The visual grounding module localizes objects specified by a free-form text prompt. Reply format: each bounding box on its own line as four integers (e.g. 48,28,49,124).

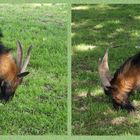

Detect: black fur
0,81,14,101
0,44,12,54
112,98,135,112
131,51,140,66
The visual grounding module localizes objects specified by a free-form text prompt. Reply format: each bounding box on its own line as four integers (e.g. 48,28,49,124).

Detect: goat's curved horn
16,40,23,69
98,48,112,90
21,45,33,73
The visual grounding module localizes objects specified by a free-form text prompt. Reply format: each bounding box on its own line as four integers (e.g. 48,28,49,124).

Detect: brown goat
0,41,32,101
98,48,140,112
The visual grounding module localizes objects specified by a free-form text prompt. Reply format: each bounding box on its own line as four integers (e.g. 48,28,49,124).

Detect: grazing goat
98,48,140,112
0,41,32,101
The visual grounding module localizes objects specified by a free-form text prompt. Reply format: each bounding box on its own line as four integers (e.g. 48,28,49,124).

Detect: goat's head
98,49,123,106
98,48,136,111
0,40,32,101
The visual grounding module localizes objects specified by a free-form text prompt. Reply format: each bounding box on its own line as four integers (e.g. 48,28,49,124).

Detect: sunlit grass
72,5,89,10
0,3,68,135
73,44,97,52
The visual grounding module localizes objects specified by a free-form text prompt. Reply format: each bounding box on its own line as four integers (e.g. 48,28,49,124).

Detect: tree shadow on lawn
72,4,140,135
72,4,140,48
72,89,140,135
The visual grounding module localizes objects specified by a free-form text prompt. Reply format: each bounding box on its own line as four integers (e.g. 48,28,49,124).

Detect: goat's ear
17,71,29,78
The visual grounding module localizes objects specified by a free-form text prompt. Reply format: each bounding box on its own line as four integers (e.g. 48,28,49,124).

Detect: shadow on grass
72,88,140,135
72,4,140,47
72,4,140,135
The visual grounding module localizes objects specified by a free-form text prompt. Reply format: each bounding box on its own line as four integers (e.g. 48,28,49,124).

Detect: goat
98,48,140,112
0,40,32,101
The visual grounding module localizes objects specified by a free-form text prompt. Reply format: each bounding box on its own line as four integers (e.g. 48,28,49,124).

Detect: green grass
72,4,140,135
0,4,68,135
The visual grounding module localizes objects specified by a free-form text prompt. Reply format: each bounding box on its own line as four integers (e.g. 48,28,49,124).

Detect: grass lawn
0,4,68,135
72,4,140,135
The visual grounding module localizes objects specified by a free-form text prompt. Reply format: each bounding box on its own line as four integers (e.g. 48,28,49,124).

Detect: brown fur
0,41,32,101
0,52,22,99
0,53,18,81
99,50,140,111
111,65,140,105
